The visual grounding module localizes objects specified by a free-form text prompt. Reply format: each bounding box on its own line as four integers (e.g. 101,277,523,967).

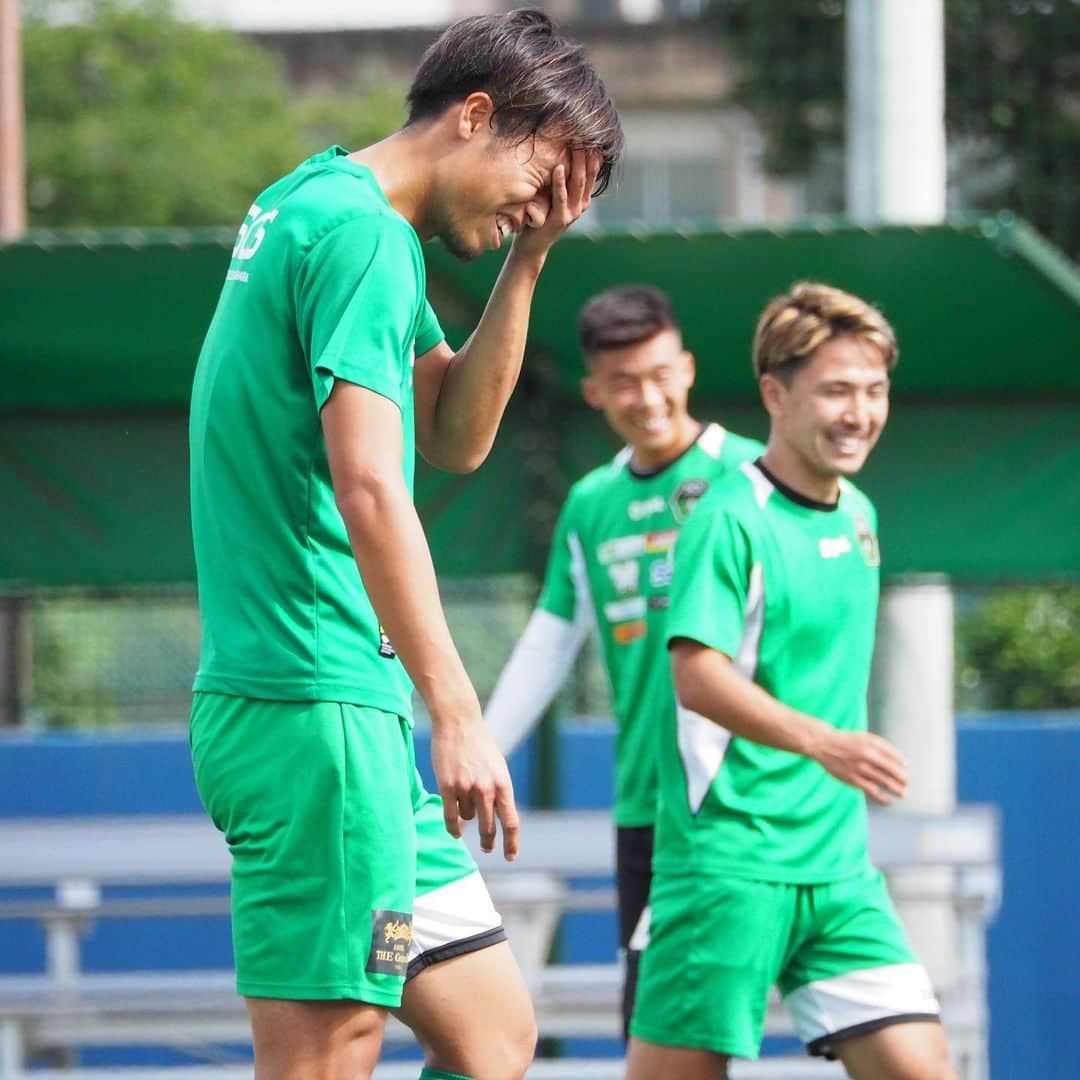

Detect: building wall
241,18,807,227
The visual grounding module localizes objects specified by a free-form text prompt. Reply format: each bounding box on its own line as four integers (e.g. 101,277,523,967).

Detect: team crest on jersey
854,517,881,567
366,909,412,975
377,626,397,659
670,478,709,523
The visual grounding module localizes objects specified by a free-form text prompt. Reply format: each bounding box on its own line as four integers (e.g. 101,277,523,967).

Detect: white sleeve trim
483,608,589,757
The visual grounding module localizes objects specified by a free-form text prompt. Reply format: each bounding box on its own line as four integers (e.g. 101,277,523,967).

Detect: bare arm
414,150,600,473
671,639,908,805
322,380,519,858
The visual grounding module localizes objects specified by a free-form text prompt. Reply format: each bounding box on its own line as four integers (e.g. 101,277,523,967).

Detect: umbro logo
819,536,853,559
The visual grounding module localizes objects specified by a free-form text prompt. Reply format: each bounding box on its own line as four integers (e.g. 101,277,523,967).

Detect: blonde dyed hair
753,282,898,383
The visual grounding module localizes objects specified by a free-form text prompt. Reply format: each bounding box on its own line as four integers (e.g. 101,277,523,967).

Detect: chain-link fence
4,578,608,733
3,579,1075,733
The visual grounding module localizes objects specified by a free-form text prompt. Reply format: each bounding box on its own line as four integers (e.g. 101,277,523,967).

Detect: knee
479,1002,537,1080
421,1002,536,1080
886,1059,958,1080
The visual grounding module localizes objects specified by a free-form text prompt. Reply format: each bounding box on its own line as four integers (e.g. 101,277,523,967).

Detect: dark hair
578,285,679,357
407,9,623,195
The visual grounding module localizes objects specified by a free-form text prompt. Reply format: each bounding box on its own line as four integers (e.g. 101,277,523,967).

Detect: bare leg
245,997,386,1080
834,1020,957,1080
394,942,536,1080
625,1036,729,1080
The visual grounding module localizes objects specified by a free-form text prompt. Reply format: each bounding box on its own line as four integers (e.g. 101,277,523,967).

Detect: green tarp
3,216,1078,409
2,217,1078,586
1,400,1076,586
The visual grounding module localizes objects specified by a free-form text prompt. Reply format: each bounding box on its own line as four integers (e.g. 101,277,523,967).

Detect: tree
705,0,1079,258
958,586,1080,711
23,0,405,227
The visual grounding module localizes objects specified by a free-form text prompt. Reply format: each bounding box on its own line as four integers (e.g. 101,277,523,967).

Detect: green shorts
190,692,505,1007
630,867,940,1060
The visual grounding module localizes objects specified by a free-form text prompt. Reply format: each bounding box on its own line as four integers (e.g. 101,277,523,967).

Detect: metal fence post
0,592,30,728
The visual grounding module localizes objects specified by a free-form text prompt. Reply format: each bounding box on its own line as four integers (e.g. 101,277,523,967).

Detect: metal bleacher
0,809,998,1079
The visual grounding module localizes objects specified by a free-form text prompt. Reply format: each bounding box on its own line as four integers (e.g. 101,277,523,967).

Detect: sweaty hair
578,285,679,359
752,281,898,384
406,9,623,195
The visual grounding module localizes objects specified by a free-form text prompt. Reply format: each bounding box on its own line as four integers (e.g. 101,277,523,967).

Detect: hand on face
511,147,602,260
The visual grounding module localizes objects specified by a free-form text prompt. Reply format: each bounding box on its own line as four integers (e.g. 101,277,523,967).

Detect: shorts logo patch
366,909,413,976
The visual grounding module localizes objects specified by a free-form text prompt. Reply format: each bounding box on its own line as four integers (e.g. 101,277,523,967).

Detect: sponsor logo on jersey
647,595,670,610
855,517,881,566
604,596,647,623
649,555,673,589
819,535,853,559
231,203,279,266
378,626,397,659
670,478,710,523
613,619,647,645
628,495,666,521
608,559,641,595
366,909,413,976
598,529,678,565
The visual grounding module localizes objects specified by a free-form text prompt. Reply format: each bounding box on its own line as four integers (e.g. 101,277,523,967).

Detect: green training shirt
190,146,444,720
538,424,764,827
659,459,881,883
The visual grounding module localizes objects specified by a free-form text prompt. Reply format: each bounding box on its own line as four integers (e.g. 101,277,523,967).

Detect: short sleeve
414,298,445,358
296,214,421,411
537,494,582,624
667,499,755,659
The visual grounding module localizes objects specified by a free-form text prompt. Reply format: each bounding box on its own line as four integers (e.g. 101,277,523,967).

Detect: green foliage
958,586,1080,711
30,600,121,729
23,0,405,227
705,0,1079,257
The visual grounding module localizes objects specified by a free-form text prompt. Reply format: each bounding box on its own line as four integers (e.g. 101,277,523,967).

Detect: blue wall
956,716,1080,1079
1,717,1078,1077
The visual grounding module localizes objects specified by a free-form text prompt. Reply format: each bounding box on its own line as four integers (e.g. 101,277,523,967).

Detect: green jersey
659,460,881,882
190,146,444,720
538,424,764,827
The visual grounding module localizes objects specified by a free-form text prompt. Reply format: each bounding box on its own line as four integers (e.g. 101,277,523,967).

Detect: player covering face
188,10,621,1080
484,285,763,1039
626,283,956,1080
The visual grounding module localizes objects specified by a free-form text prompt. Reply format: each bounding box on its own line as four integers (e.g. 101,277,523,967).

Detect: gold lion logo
384,920,412,946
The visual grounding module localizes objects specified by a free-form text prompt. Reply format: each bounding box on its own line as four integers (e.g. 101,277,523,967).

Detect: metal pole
0,0,27,241
875,578,973,1070
0,594,30,727
847,0,946,225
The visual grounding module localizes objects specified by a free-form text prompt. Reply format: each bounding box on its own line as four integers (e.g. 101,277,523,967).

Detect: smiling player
189,11,622,1080
627,283,954,1080
485,285,762,1038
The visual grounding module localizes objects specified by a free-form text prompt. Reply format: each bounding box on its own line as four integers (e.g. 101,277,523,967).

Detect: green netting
1,230,234,411
3,398,1073,587
3,218,1078,412
428,217,1080,400
1,221,1077,587
0,407,535,588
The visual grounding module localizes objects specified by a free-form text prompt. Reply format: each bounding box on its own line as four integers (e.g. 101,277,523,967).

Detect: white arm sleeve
484,608,589,757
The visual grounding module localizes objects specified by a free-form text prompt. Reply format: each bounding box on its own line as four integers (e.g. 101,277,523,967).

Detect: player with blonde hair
628,283,955,1079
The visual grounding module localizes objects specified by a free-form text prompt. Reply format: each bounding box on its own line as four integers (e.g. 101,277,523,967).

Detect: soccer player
626,282,955,1079
484,285,763,1038
188,11,622,1080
